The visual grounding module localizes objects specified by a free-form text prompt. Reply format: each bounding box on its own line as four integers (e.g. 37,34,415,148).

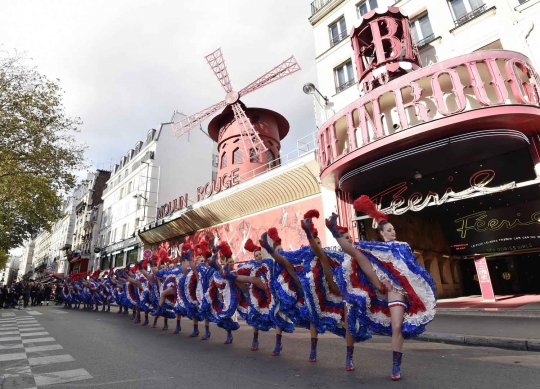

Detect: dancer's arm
300,219,340,294
326,213,384,291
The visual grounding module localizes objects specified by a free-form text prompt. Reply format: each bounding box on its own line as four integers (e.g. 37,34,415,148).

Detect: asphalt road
1,306,540,389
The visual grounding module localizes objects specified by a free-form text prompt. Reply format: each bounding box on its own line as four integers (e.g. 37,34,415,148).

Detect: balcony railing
311,0,334,17
414,33,436,48
330,30,348,47
336,79,356,93
454,4,487,26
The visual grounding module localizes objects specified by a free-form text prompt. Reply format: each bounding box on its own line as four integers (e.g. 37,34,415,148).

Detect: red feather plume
219,241,233,258
244,238,261,253
158,248,168,259
181,243,192,252
337,226,349,234
199,240,212,257
353,195,388,224
303,209,320,219
267,227,281,245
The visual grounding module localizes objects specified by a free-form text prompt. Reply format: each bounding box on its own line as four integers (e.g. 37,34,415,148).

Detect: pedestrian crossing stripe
0,313,93,388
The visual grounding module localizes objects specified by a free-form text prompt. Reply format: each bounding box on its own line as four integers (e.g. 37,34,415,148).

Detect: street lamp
303,83,334,109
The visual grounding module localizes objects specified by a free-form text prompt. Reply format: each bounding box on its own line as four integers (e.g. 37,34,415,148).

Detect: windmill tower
173,48,300,178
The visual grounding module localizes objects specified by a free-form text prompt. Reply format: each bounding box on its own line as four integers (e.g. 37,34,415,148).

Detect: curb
418,332,540,352
436,309,540,318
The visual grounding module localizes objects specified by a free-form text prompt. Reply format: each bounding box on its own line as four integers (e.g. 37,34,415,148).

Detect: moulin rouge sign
156,168,240,219
318,9,540,169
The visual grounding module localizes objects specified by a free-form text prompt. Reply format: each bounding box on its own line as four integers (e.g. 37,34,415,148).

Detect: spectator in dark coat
44,284,52,306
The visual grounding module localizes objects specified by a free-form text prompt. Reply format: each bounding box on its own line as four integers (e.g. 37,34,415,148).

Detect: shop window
411,13,435,47
329,17,347,47
233,147,243,164
334,60,355,93
127,249,139,265
357,0,378,17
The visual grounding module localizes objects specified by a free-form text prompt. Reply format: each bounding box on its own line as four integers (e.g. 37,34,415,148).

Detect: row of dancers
60,195,436,381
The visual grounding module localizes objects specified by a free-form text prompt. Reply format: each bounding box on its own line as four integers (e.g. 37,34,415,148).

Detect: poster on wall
449,200,540,256
152,196,326,264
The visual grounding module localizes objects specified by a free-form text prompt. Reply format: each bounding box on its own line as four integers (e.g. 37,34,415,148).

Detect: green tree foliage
0,249,8,270
0,50,86,252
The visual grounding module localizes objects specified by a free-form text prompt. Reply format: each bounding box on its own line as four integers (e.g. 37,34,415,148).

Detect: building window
233,148,243,164
411,13,434,47
221,152,228,169
518,0,530,4
212,170,218,181
249,148,261,163
329,17,347,47
121,224,127,240
357,0,378,17
266,150,276,167
334,60,355,93
127,181,132,193
134,218,140,233
119,187,124,199
448,0,486,26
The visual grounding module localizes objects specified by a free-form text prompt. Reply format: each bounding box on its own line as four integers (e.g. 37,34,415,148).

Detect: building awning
139,152,321,244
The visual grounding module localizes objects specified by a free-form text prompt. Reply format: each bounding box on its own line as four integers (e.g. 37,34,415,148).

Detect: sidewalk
416,295,540,352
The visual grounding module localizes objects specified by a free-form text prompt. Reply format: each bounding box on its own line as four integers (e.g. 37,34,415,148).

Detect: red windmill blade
172,48,301,160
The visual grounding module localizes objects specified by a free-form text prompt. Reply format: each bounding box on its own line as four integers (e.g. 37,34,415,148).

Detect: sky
0,0,318,173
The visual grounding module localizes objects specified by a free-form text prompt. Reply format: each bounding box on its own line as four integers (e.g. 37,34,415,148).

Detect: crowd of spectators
0,281,56,308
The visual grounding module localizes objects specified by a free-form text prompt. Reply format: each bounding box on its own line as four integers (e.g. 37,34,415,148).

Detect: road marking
1,312,16,317
15,317,37,321
19,328,45,332
0,344,24,350
0,336,22,342
20,332,49,337
17,325,41,329
51,310,68,314
28,354,75,366
25,311,42,316
0,326,18,330
33,368,93,386
0,352,27,362
25,344,63,353
22,337,55,344
0,331,19,335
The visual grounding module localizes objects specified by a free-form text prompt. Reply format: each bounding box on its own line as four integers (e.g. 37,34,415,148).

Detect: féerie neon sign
370,170,516,216
455,210,540,239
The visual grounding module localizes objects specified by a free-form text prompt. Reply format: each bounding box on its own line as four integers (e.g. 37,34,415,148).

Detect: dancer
327,195,436,381
259,229,311,358
301,211,372,371
220,240,276,352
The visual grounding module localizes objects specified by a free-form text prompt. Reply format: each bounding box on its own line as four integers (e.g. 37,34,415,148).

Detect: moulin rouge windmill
172,48,301,159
